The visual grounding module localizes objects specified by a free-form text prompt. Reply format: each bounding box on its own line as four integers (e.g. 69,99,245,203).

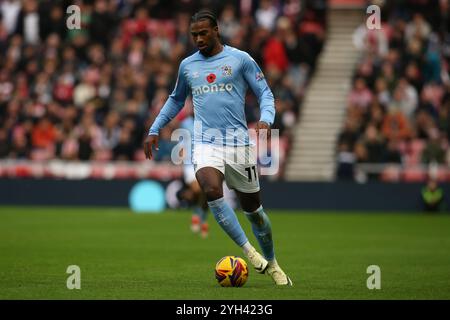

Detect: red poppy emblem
206,73,216,83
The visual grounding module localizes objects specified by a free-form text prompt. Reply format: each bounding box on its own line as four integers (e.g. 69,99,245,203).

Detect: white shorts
183,164,197,184
192,144,260,194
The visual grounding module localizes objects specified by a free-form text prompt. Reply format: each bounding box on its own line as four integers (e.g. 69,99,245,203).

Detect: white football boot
245,247,269,274
266,260,293,286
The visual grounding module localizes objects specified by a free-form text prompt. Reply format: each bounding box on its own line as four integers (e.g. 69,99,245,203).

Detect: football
215,256,249,287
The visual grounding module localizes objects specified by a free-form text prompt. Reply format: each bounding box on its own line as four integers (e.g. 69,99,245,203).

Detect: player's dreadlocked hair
190,10,218,28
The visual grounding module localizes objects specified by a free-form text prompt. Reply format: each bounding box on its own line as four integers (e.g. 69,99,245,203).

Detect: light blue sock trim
244,206,274,261
208,197,248,247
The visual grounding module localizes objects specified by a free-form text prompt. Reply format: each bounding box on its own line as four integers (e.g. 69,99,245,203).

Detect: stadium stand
0,0,326,179
285,5,362,181
336,0,450,182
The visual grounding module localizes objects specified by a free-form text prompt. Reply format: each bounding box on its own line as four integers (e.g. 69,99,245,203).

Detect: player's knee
242,203,261,213
238,192,261,213
203,185,223,202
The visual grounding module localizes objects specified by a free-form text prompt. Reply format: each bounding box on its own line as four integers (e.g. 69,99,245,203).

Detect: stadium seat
380,166,401,182
402,167,427,182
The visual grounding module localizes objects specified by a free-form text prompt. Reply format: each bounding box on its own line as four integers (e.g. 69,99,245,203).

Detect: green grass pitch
0,206,450,299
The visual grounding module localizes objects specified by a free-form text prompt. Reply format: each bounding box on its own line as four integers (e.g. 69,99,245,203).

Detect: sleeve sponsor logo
256,72,265,81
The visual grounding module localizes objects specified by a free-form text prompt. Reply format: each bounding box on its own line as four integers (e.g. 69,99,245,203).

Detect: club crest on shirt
256,72,265,81
221,65,232,77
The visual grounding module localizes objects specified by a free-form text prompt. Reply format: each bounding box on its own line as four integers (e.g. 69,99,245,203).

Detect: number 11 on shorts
245,166,257,182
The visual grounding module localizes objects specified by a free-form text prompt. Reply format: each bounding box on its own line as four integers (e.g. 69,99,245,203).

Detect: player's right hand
143,135,159,160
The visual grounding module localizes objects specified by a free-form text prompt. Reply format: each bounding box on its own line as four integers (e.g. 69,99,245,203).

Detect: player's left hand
143,134,159,160
256,121,271,141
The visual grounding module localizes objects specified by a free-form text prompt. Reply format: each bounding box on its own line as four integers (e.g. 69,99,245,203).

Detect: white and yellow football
215,256,249,287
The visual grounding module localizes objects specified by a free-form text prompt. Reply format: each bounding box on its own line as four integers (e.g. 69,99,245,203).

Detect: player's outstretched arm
241,52,275,140
144,60,190,160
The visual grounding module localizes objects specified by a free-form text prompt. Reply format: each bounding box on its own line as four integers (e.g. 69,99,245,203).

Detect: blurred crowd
0,0,325,167
337,0,450,181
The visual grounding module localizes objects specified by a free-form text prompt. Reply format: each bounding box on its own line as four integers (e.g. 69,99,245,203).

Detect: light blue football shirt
149,45,275,146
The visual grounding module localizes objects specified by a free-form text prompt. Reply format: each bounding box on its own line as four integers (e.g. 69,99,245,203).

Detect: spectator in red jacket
32,117,56,149
382,110,412,141
263,17,290,73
